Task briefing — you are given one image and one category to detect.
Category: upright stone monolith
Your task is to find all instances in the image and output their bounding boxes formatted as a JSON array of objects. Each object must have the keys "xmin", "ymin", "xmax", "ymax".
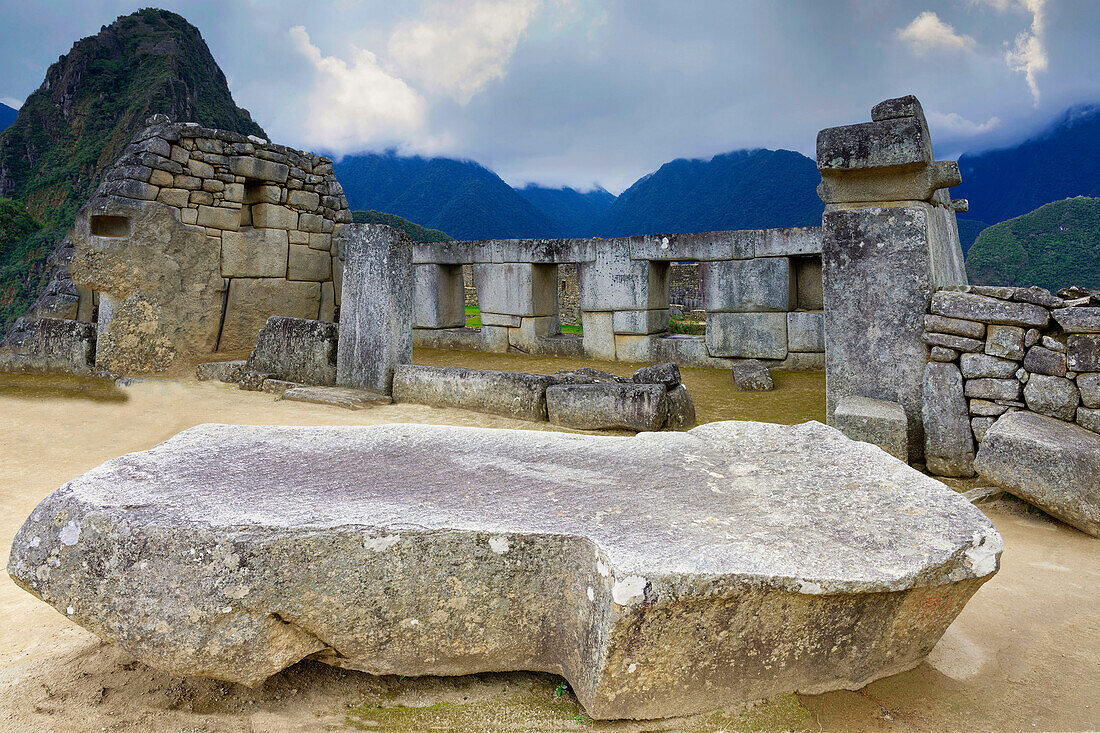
[
  {"xmin": 817, "ymin": 95, "xmax": 969, "ymax": 460},
  {"xmin": 336, "ymin": 224, "xmax": 412, "ymax": 394}
]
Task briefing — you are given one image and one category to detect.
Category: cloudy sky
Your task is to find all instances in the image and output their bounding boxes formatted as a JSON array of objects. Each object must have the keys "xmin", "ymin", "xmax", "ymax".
[{"xmin": 1, "ymin": 0, "xmax": 1098, "ymax": 192}]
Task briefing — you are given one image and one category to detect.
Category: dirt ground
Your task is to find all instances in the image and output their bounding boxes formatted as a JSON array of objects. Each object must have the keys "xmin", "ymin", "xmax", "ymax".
[{"xmin": 1, "ymin": 375, "xmax": 1098, "ymax": 732}]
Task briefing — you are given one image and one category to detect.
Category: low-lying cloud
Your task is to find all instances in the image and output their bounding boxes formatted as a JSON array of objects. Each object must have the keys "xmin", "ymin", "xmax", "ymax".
[
  {"xmin": 290, "ymin": 26, "xmax": 430, "ymax": 154},
  {"xmin": 897, "ymin": 11, "xmax": 976, "ymax": 54},
  {"xmin": 389, "ymin": 0, "xmax": 542, "ymax": 104}
]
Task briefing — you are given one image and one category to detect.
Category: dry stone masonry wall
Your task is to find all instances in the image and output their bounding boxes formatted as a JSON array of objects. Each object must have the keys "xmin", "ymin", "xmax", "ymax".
[
  {"xmin": 921, "ymin": 285, "xmax": 1100, "ymax": 476},
  {"xmin": 411, "ymin": 228, "xmax": 825, "ymax": 370},
  {"xmin": 68, "ymin": 115, "xmax": 351, "ymax": 374}
]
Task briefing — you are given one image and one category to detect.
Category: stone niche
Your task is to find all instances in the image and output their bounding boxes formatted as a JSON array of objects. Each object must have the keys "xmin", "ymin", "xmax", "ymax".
[{"xmin": 70, "ymin": 115, "xmax": 351, "ymax": 375}]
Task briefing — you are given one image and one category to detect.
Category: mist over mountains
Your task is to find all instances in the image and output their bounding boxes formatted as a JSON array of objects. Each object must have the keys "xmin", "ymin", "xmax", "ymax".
[{"xmin": 335, "ymin": 148, "xmax": 826, "ymax": 240}]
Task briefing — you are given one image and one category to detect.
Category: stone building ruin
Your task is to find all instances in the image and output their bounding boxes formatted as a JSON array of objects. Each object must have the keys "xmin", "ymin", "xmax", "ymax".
[{"xmin": 66, "ymin": 114, "xmax": 351, "ymax": 374}]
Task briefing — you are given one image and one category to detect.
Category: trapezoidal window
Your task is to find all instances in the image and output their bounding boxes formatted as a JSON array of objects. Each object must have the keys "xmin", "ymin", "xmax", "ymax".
[{"xmin": 90, "ymin": 215, "xmax": 129, "ymax": 238}]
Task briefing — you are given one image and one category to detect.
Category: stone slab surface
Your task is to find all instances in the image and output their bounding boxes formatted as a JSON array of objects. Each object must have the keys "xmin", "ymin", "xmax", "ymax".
[
  {"xmin": 281, "ymin": 385, "xmax": 391, "ymax": 409},
  {"xmin": 546, "ymin": 383, "xmax": 668, "ymax": 431},
  {"xmin": 975, "ymin": 411, "xmax": 1100, "ymax": 537},
  {"xmin": 833, "ymin": 396, "xmax": 909, "ymax": 462},
  {"xmin": 392, "ymin": 364, "xmax": 550, "ymax": 421},
  {"xmin": 9, "ymin": 421, "xmax": 1000, "ymax": 720}
]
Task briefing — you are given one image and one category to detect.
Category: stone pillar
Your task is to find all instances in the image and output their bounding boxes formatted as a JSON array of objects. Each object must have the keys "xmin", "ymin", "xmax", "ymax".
[
  {"xmin": 336, "ymin": 224, "xmax": 411, "ymax": 394},
  {"xmin": 817, "ymin": 95, "xmax": 969, "ymax": 460},
  {"xmin": 473, "ymin": 263, "xmax": 559, "ymax": 352},
  {"xmin": 578, "ymin": 239, "xmax": 669, "ymax": 361}
]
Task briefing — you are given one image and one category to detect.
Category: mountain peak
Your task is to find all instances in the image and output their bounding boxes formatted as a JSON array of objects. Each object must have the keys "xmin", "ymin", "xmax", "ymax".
[{"xmin": 0, "ymin": 7, "xmax": 267, "ymax": 330}]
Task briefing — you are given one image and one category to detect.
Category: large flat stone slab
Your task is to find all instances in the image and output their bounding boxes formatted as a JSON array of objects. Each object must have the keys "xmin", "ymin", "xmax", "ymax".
[
  {"xmin": 975, "ymin": 410, "xmax": 1100, "ymax": 537},
  {"xmin": 8, "ymin": 421, "xmax": 1000, "ymax": 720}
]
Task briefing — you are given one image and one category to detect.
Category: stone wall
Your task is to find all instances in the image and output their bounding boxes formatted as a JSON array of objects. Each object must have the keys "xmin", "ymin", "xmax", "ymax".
[
  {"xmin": 411, "ymin": 229, "xmax": 825, "ymax": 369},
  {"xmin": 69, "ymin": 115, "xmax": 351, "ymax": 374},
  {"xmin": 921, "ymin": 285, "xmax": 1100, "ymax": 476}
]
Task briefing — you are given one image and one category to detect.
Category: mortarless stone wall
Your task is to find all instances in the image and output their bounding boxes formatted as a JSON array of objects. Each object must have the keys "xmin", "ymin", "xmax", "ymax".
[
  {"xmin": 69, "ymin": 115, "xmax": 351, "ymax": 374},
  {"xmin": 921, "ymin": 284, "xmax": 1100, "ymax": 476}
]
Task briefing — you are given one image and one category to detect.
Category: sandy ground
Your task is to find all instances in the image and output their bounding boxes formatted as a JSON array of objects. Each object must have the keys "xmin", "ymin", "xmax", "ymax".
[{"xmin": 1, "ymin": 374, "xmax": 1098, "ymax": 732}]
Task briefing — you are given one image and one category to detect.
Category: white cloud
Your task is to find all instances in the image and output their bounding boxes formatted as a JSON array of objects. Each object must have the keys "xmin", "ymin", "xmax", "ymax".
[
  {"xmin": 0, "ymin": 96, "xmax": 21, "ymax": 109},
  {"xmin": 388, "ymin": 0, "xmax": 542, "ymax": 104},
  {"xmin": 971, "ymin": 0, "xmax": 1049, "ymax": 106},
  {"xmin": 290, "ymin": 26, "xmax": 431, "ymax": 154},
  {"xmin": 896, "ymin": 11, "xmax": 976, "ymax": 54},
  {"xmin": 926, "ymin": 110, "xmax": 1002, "ymax": 136}
]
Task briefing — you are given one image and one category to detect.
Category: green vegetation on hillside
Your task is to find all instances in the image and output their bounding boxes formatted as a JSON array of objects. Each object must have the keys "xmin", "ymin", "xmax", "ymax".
[
  {"xmin": 0, "ymin": 200, "xmax": 42, "ymax": 326},
  {"xmin": 0, "ymin": 8, "xmax": 265, "ymax": 331},
  {"xmin": 351, "ymin": 210, "xmax": 452, "ymax": 242},
  {"xmin": 966, "ymin": 197, "xmax": 1100, "ymax": 290}
]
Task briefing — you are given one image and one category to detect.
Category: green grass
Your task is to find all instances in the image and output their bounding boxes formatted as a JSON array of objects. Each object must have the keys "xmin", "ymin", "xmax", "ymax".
[
  {"xmin": 464, "ymin": 306, "xmax": 583, "ymax": 333},
  {"xmin": 669, "ymin": 313, "xmax": 706, "ymax": 335}
]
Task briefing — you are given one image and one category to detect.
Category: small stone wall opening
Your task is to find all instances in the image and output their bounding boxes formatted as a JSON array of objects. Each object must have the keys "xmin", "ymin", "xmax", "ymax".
[
  {"xmin": 239, "ymin": 180, "xmax": 265, "ymax": 228},
  {"xmin": 558, "ymin": 263, "xmax": 580, "ymax": 330},
  {"xmin": 89, "ymin": 215, "xmax": 129, "ymax": 238},
  {"xmin": 463, "ymin": 265, "xmax": 479, "ymax": 326},
  {"xmin": 669, "ymin": 262, "xmax": 706, "ymax": 335},
  {"xmin": 792, "ymin": 255, "xmax": 824, "ymax": 311}
]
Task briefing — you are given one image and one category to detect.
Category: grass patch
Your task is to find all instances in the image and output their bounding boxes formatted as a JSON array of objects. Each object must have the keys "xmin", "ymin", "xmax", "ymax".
[
  {"xmin": 669, "ymin": 314, "xmax": 706, "ymax": 335},
  {"xmin": 464, "ymin": 306, "xmax": 583, "ymax": 334}
]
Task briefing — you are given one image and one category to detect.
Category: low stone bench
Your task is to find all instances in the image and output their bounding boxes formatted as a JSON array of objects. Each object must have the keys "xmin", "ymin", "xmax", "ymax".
[{"xmin": 9, "ymin": 420, "xmax": 1000, "ymax": 720}]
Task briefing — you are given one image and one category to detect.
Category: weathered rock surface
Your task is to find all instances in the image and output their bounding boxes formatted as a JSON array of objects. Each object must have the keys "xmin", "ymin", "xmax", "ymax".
[
  {"xmin": 195, "ymin": 360, "xmax": 246, "ymax": 383},
  {"xmin": 8, "ymin": 421, "xmax": 1001, "ymax": 720},
  {"xmin": 631, "ymin": 362, "xmax": 681, "ymax": 389},
  {"xmin": 281, "ymin": 385, "xmax": 391, "ymax": 409},
  {"xmin": 975, "ymin": 411, "xmax": 1100, "ymax": 536},
  {"xmin": 0, "ymin": 317, "xmax": 96, "ymax": 374},
  {"xmin": 922, "ymin": 362, "xmax": 975, "ymax": 477},
  {"xmin": 546, "ymin": 383, "xmax": 668, "ymax": 432},
  {"xmin": 664, "ymin": 384, "xmax": 696, "ymax": 430},
  {"xmin": 393, "ymin": 365, "xmax": 551, "ymax": 421},
  {"xmin": 551, "ymin": 368, "xmax": 630, "ymax": 386},
  {"xmin": 833, "ymin": 396, "xmax": 909, "ymax": 462},
  {"xmin": 247, "ymin": 316, "xmax": 338, "ymax": 386},
  {"xmin": 1023, "ymin": 374, "xmax": 1079, "ymax": 421},
  {"xmin": 336, "ymin": 225, "xmax": 411, "ymax": 395},
  {"xmin": 931, "ymin": 291, "xmax": 1049, "ymax": 328},
  {"xmin": 730, "ymin": 359, "xmax": 774, "ymax": 391}
]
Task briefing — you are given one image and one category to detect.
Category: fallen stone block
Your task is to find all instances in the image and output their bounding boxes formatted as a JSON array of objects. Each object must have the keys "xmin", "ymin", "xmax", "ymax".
[
  {"xmin": 261, "ymin": 379, "xmax": 301, "ymax": 396},
  {"xmin": 833, "ymin": 396, "xmax": 908, "ymax": 462},
  {"xmin": 0, "ymin": 317, "xmax": 96, "ymax": 374},
  {"xmin": 730, "ymin": 359, "xmax": 774, "ymax": 391},
  {"xmin": 631, "ymin": 362, "xmax": 681, "ymax": 389},
  {"xmin": 551, "ymin": 368, "xmax": 629, "ymax": 385},
  {"xmin": 238, "ymin": 371, "xmax": 274, "ymax": 391},
  {"xmin": 247, "ymin": 316, "xmax": 338, "ymax": 387},
  {"xmin": 546, "ymin": 383, "xmax": 668, "ymax": 432},
  {"xmin": 975, "ymin": 411, "xmax": 1100, "ymax": 536},
  {"xmin": 664, "ymin": 384, "xmax": 696, "ymax": 430},
  {"xmin": 281, "ymin": 385, "xmax": 391, "ymax": 409},
  {"xmin": 8, "ymin": 420, "xmax": 1002, "ymax": 720},
  {"xmin": 392, "ymin": 365, "xmax": 551, "ymax": 422},
  {"xmin": 195, "ymin": 360, "xmax": 246, "ymax": 383}
]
